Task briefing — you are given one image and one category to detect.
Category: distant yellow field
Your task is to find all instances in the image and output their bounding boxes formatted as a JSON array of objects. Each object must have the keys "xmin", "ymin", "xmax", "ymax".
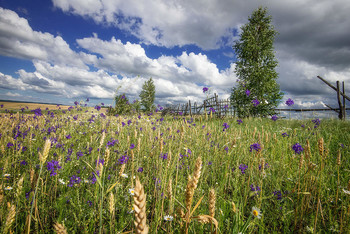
[{"xmin": 0, "ymin": 101, "xmax": 71, "ymax": 110}]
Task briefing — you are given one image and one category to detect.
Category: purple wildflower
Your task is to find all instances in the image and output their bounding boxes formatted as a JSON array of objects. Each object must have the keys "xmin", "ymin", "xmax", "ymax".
[
  {"xmin": 271, "ymin": 115, "xmax": 278, "ymax": 121},
  {"xmin": 249, "ymin": 143, "xmax": 261, "ymax": 152},
  {"xmin": 237, "ymin": 119, "xmax": 243, "ymax": 125},
  {"xmin": 252, "ymin": 99, "xmax": 260, "ymax": 107},
  {"xmin": 203, "ymin": 87, "xmax": 208, "ymax": 93},
  {"xmin": 286, "ymin": 98, "xmax": 294, "ymax": 106},
  {"xmin": 222, "ymin": 122, "xmax": 230, "ymax": 131},
  {"xmin": 137, "ymin": 167, "xmax": 143, "ymax": 172},
  {"xmin": 245, "ymin": 89, "xmax": 251, "ymax": 96},
  {"xmin": 46, "ymin": 160, "xmax": 61, "ymax": 176},
  {"xmin": 68, "ymin": 175, "xmax": 81, "ymax": 187},
  {"xmin": 292, "ymin": 143, "xmax": 303, "ymax": 154},
  {"xmin": 239, "ymin": 164, "xmax": 248, "ymax": 174}
]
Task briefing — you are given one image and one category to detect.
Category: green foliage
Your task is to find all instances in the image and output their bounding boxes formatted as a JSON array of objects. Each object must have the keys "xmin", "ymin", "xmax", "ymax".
[
  {"xmin": 0, "ymin": 104, "xmax": 349, "ymax": 233},
  {"xmin": 108, "ymin": 94, "xmax": 140, "ymax": 115},
  {"xmin": 231, "ymin": 6, "xmax": 283, "ymax": 117},
  {"xmin": 139, "ymin": 77, "xmax": 155, "ymax": 112},
  {"xmin": 114, "ymin": 94, "xmax": 132, "ymax": 115}
]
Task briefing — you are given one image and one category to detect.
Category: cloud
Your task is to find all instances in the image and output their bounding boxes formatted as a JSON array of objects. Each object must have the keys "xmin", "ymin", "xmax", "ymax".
[
  {"xmin": 0, "ymin": 7, "xmax": 88, "ymax": 68},
  {"xmin": 4, "ymin": 91, "xmax": 21, "ymax": 97},
  {"xmin": 0, "ymin": 9, "xmax": 237, "ymax": 105}
]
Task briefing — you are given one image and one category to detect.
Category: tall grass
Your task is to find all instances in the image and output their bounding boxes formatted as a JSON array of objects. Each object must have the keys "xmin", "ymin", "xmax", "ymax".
[{"xmin": 0, "ymin": 105, "xmax": 349, "ymax": 233}]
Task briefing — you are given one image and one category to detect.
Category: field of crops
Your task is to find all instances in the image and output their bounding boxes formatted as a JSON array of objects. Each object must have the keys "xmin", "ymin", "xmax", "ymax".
[{"xmin": 0, "ymin": 103, "xmax": 349, "ymax": 233}]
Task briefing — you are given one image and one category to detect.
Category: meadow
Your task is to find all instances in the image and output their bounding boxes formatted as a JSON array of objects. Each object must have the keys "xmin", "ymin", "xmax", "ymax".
[{"xmin": 0, "ymin": 103, "xmax": 349, "ymax": 233}]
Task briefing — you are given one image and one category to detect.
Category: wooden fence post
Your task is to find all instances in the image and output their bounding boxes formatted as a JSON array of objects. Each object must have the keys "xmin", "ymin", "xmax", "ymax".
[
  {"xmin": 189, "ymin": 100, "xmax": 192, "ymax": 117},
  {"xmin": 343, "ymin": 81, "xmax": 346, "ymax": 119},
  {"xmin": 337, "ymin": 81, "xmax": 344, "ymax": 120}
]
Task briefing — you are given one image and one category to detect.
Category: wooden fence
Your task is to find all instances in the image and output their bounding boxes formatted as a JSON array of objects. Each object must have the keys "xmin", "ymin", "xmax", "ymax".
[
  {"xmin": 162, "ymin": 93, "xmax": 349, "ymax": 119},
  {"xmin": 162, "ymin": 93, "xmax": 234, "ymax": 117}
]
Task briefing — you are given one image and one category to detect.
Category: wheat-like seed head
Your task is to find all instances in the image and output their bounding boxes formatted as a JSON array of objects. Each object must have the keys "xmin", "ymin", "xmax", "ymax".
[
  {"xmin": 177, "ymin": 207, "xmax": 185, "ymax": 219},
  {"xmin": 53, "ymin": 222, "xmax": 67, "ymax": 234},
  {"xmin": 318, "ymin": 138, "xmax": 324, "ymax": 157},
  {"xmin": 30, "ymin": 168, "xmax": 35, "ymax": 186},
  {"xmin": 209, "ymin": 188, "xmax": 216, "ymax": 218},
  {"xmin": 261, "ymin": 158, "xmax": 265, "ymax": 174},
  {"xmin": 195, "ymin": 215, "xmax": 210, "ymax": 224},
  {"xmin": 109, "ymin": 192, "xmax": 115, "ymax": 216},
  {"xmin": 104, "ymin": 148, "xmax": 110, "ymax": 168},
  {"xmin": 192, "ymin": 157, "xmax": 202, "ymax": 190},
  {"xmin": 299, "ymin": 154, "xmax": 304, "ymax": 169},
  {"xmin": 185, "ymin": 175, "xmax": 195, "ymax": 212},
  {"xmin": 167, "ymin": 178, "xmax": 173, "ymax": 202},
  {"xmin": 137, "ymin": 137, "xmax": 141, "ymax": 153},
  {"xmin": 337, "ymin": 150, "xmax": 341, "ymax": 165},
  {"xmin": 134, "ymin": 129, "xmax": 137, "ymax": 138},
  {"xmin": 4, "ymin": 203, "xmax": 16, "ymax": 234},
  {"xmin": 167, "ymin": 150, "xmax": 172, "ymax": 168},
  {"xmin": 133, "ymin": 177, "xmax": 149, "ymax": 234},
  {"xmin": 1, "ymin": 144, "xmax": 5, "ymax": 154},
  {"xmin": 305, "ymin": 140, "xmax": 310, "ymax": 160},
  {"xmin": 273, "ymin": 133, "xmax": 277, "ymax": 142},
  {"xmin": 119, "ymin": 163, "xmax": 126, "ymax": 177},
  {"xmin": 160, "ymin": 137, "xmax": 163, "ymax": 153},
  {"xmin": 40, "ymin": 139, "xmax": 51, "ymax": 164},
  {"xmin": 16, "ymin": 176, "xmax": 24, "ymax": 198},
  {"xmin": 231, "ymin": 202, "xmax": 237, "ymax": 213},
  {"xmin": 99, "ymin": 131, "xmax": 106, "ymax": 148}
]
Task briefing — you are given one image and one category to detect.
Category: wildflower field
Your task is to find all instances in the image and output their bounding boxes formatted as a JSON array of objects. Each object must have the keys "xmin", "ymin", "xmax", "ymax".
[{"xmin": 0, "ymin": 103, "xmax": 349, "ymax": 233}]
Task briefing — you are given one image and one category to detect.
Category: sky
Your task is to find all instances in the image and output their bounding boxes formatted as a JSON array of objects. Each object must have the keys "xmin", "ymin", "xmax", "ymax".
[{"xmin": 0, "ymin": 0, "xmax": 350, "ymax": 111}]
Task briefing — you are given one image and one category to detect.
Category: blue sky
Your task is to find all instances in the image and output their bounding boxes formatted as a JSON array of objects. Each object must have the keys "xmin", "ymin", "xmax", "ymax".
[{"xmin": 1, "ymin": 0, "xmax": 350, "ymax": 111}]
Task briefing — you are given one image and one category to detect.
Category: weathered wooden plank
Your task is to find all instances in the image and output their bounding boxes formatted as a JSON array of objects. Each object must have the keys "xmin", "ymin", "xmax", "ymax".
[
  {"xmin": 317, "ymin": 76, "xmax": 350, "ymax": 101},
  {"xmin": 336, "ymin": 81, "xmax": 344, "ymax": 119}
]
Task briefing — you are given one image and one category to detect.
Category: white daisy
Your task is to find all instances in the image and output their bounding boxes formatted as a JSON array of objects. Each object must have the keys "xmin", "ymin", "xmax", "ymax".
[
  {"xmin": 58, "ymin": 179, "xmax": 66, "ymax": 185},
  {"xmin": 164, "ymin": 215, "xmax": 173, "ymax": 221},
  {"xmin": 251, "ymin": 206, "xmax": 262, "ymax": 219},
  {"xmin": 4, "ymin": 186, "xmax": 13, "ymax": 190},
  {"xmin": 3, "ymin": 173, "xmax": 10, "ymax": 177},
  {"xmin": 129, "ymin": 188, "xmax": 135, "ymax": 196},
  {"xmin": 121, "ymin": 173, "xmax": 128, "ymax": 178},
  {"xmin": 127, "ymin": 207, "xmax": 135, "ymax": 214}
]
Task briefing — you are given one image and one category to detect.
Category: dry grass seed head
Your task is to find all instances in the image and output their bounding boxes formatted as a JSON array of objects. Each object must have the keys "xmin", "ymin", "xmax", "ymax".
[
  {"xmin": 16, "ymin": 176, "xmax": 24, "ymax": 198},
  {"xmin": 133, "ymin": 177, "xmax": 148, "ymax": 234},
  {"xmin": 318, "ymin": 138, "xmax": 324, "ymax": 157},
  {"xmin": 40, "ymin": 139, "xmax": 51, "ymax": 164},
  {"xmin": 299, "ymin": 154, "xmax": 304, "ymax": 169},
  {"xmin": 337, "ymin": 150, "xmax": 341, "ymax": 165},
  {"xmin": 209, "ymin": 188, "xmax": 216, "ymax": 217},
  {"xmin": 104, "ymin": 148, "xmax": 110, "ymax": 168},
  {"xmin": 53, "ymin": 222, "xmax": 68, "ymax": 234},
  {"xmin": 119, "ymin": 163, "xmax": 126, "ymax": 177},
  {"xmin": 109, "ymin": 192, "xmax": 115, "ymax": 216},
  {"xmin": 231, "ymin": 202, "xmax": 237, "ymax": 213},
  {"xmin": 4, "ymin": 203, "xmax": 16, "ymax": 233}
]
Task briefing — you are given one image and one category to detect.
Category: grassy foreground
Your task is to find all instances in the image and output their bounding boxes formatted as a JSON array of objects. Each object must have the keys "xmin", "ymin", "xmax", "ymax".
[{"xmin": 0, "ymin": 105, "xmax": 349, "ymax": 233}]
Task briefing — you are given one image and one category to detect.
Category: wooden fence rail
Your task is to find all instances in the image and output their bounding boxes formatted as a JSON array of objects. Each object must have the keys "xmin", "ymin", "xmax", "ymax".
[{"xmin": 162, "ymin": 92, "xmax": 350, "ymax": 119}]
